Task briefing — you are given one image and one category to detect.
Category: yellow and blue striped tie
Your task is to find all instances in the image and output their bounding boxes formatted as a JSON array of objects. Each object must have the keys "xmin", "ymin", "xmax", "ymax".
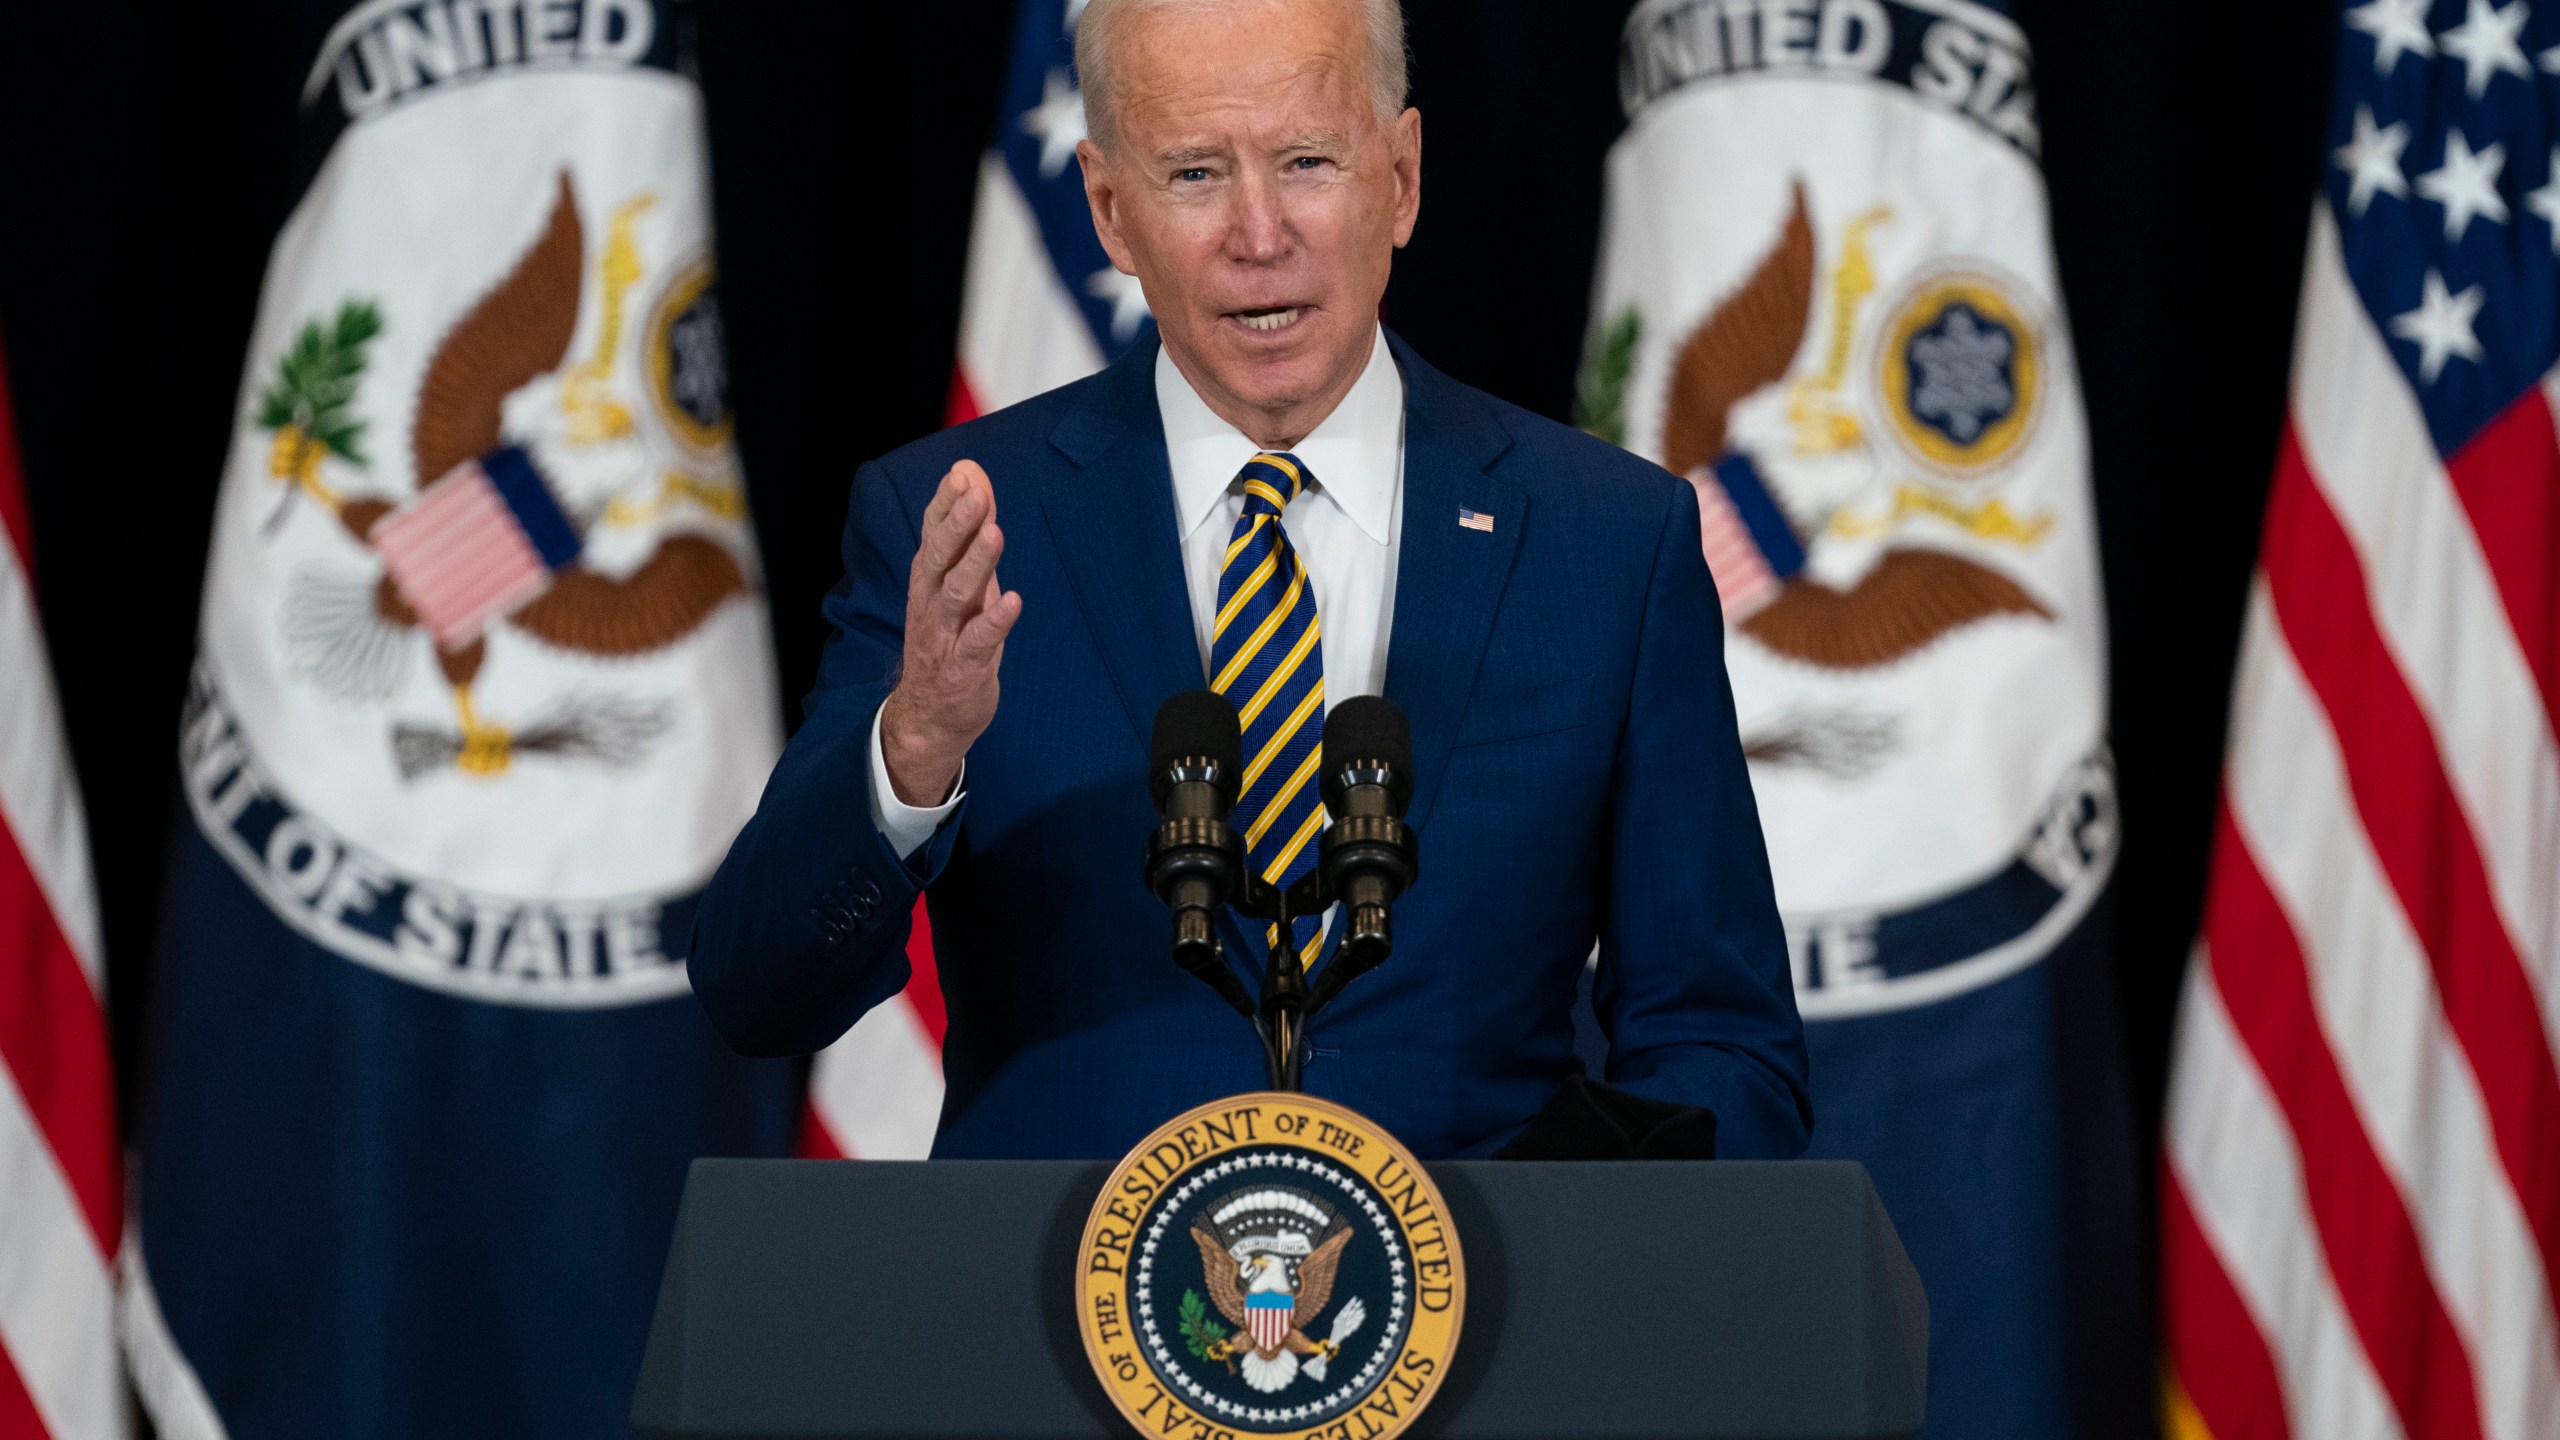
[{"xmin": 1211, "ymin": 452, "xmax": 1327, "ymax": 962}]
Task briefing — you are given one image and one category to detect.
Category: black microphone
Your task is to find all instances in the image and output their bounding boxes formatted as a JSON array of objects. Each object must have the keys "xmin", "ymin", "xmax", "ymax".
[
  {"xmin": 1144, "ymin": 691, "xmax": 1254, "ymax": 1018},
  {"xmin": 1309, "ymin": 696, "xmax": 1417, "ymax": 1011}
]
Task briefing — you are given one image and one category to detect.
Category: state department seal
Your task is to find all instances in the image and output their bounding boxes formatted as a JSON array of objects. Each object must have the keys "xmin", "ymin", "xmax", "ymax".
[{"xmin": 1077, "ymin": 1094, "xmax": 1464, "ymax": 1440}]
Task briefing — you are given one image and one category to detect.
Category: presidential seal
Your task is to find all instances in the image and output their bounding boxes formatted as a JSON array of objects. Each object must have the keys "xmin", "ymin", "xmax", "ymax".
[{"xmin": 1077, "ymin": 1094, "xmax": 1463, "ymax": 1440}]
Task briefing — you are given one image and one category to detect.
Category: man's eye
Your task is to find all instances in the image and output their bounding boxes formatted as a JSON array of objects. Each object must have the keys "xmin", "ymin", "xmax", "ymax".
[
  {"xmin": 1293, "ymin": 156, "xmax": 1326, "ymax": 170},
  {"xmin": 1176, "ymin": 168, "xmax": 1211, "ymax": 183}
]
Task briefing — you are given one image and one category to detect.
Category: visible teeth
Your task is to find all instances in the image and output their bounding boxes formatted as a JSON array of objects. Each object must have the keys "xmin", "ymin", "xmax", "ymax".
[{"xmin": 1240, "ymin": 309, "xmax": 1300, "ymax": 332}]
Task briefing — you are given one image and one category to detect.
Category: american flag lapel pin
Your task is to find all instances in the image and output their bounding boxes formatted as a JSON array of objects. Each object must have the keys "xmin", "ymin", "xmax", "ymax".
[{"xmin": 1457, "ymin": 507, "xmax": 1494, "ymax": 532}]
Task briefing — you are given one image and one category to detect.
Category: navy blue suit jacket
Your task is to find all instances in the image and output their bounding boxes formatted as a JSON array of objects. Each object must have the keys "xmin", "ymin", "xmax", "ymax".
[{"xmin": 691, "ymin": 334, "xmax": 1809, "ymax": 1160}]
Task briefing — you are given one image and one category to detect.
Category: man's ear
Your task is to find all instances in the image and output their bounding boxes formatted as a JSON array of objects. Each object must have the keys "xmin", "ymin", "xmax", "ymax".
[
  {"xmin": 1078, "ymin": 138, "xmax": 1141, "ymax": 275},
  {"xmin": 1390, "ymin": 108, "xmax": 1422, "ymax": 249}
]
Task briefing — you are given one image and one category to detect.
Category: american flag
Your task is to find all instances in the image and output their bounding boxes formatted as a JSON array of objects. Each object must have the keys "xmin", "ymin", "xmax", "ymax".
[
  {"xmin": 371, "ymin": 446, "xmax": 579, "ymax": 649},
  {"xmin": 800, "ymin": 0, "xmax": 1152, "ymax": 1160},
  {"xmin": 0, "ymin": 339, "xmax": 125, "ymax": 1439},
  {"xmin": 2163, "ymin": 4, "xmax": 2560, "ymax": 1439}
]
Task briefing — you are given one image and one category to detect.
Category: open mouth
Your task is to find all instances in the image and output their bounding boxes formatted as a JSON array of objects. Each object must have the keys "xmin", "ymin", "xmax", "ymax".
[{"xmin": 1232, "ymin": 306, "xmax": 1305, "ymax": 333}]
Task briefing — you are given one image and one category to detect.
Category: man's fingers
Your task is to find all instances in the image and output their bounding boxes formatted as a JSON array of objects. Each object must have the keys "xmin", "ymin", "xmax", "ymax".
[
  {"xmin": 922, "ymin": 461, "xmax": 989, "ymax": 523},
  {"xmin": 953, "ymin": 460, "xmax": 994, "ymax": 521},
  {"xmin": 919, "ymin": 466, "xmax": 963, "ymax": 531},
  {"xmin": 938, "ymin": 520, "xmax": 1005, "ymax": 616},
  {"xmin": 916, "ymin": 467, "xmax": 970, "ymax": 554},
  {"xmin": 914, "ymin": 465, "xmax": 990, "ymax": 592},
  {"xmin": 917, "ymin": 491, "xmax": 985, "ymax": 586},
  {"xmin": 955, "ymin": 590, "xmax": 1023, "ymax": 663}
]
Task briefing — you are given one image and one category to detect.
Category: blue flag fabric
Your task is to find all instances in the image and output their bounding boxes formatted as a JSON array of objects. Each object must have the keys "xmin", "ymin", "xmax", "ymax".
[
  {"xmin": 126, "ymin": 5, "xmax": 800, "ymax": 1436},
  {"xmin": 1584, "ymin": 1, "xmax": 2143, "ymax": 1434}
]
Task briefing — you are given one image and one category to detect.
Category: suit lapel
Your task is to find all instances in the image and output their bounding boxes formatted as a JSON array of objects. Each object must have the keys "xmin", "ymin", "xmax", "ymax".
[
  {"xmin": 1041, "ymin": 349, "xmax": 1279, "ymax": 981},
  {"xmin": 1381, "ymin": 335, "xmax": 1523, "ymax": 834},
  {"xmin": 1038, "ymin": 341, "xmax": 1206, "ymax": 750}
]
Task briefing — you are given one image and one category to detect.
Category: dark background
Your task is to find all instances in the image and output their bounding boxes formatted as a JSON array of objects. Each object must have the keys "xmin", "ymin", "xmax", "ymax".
[{"xmin": 1, "ymin": 0, "xmax": 2334, "ymax": 1263}]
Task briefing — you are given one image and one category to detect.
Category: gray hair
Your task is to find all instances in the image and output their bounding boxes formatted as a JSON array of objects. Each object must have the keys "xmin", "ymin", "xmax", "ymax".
[{"xmin": 1075, "ymin": 0, "xmax": 1409, "ymax": 155}]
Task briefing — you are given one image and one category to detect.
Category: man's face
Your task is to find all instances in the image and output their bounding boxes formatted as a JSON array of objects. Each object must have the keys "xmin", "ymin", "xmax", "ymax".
[{"xmin": 1079, "ymin": 0, "xmax": 1421, "ymax": 438}]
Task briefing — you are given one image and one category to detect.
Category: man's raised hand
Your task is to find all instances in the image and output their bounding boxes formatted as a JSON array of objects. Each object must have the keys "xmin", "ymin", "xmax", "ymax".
[{"xmin": 880, "ymin": 460, "xmax": 1023, "ymax": 807}]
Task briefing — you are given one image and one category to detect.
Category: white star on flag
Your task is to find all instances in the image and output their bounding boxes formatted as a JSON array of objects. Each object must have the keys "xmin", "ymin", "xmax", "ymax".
[
  {"xmin": 2416, "ymin": 129, "xmax": 2510, "ymax": 240},
  {"xmin": 2347, "ymin": 0, "xmax": 2436, "ymax": 71},
  {"xmin": 1088, "ymin": 266, "xmax": 1152, "ymax": 340},
  {"xmin": 2388, "ymin": 268, "xmax": 2487, "ymax": 382},
  {"xmin": 1021, "ymin": 68, "xmax": 1087, "ymax": 179},
  {"xmin": 2437, "ymin": 0, "xmax": 2532, "ymax": 95},
  {"xmin": 2528, "ymin": 148, "xmax": 2560, "ymax": 251},
  {"xmin": 2335, "ymin": 105, "xmax": 2411, "ymax": 215}
]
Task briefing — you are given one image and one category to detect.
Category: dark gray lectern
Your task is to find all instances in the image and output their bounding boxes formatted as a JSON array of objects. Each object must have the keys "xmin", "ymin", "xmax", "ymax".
[{"xmin": 633, "ymin": 1159, "xmax": 1926, "ymax": 1440}]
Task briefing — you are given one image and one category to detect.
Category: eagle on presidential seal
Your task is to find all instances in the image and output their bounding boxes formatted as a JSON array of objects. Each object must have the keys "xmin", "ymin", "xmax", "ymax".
[
  {"xmin": 1585, "ymin": 177, "xmax": 2064, "ymax": 776},
  {"xmin": 1182, "ymin": 1187, "xmax": 1371, "ymax": 1394},
  {"xmin": 255, "ymin": 169, "xmax": 750, "ymax": 781}
]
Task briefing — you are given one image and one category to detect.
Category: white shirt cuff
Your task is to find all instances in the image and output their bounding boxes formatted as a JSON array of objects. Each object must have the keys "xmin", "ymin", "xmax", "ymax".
[{"xmin": 869, "ymin": 706, "xmax": 964, "ymax": 861}]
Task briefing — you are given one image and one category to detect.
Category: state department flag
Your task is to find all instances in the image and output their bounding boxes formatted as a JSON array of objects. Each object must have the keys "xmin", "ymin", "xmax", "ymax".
[
  {"xmin": 124, "ymin": 4, "xmax": 800, "ymax": 1436},
  {"xmin": 1583, "ymin": 2, "xmax": 2140, "ymax": 1435}
]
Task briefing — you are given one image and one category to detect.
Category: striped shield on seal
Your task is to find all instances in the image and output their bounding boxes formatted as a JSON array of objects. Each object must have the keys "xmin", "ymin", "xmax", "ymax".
[{"xmin": 1245, "ymin": 1293, "xmax": 1294, "ymax": 1354}]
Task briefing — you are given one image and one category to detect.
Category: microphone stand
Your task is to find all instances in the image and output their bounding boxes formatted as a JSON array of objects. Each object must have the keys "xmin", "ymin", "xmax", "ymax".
[
  {"xmin": 1149, "ymin": 695, "xmax": 1416, "ymax": 1095},
  {"xmin": 1232, "ymin": 871, "xmax": 1330, "ymax": 1092}
]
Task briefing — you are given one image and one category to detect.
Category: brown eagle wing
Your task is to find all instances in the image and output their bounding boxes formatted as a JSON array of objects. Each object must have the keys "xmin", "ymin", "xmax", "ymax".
[
  {"xmin": 411, "ymin": 171, "xmax": 584, "ymax": 489},
  {"xmin": 1193, "ymin": 1226, "xmax": 1249, "ymax": 1328},
  {"xmin": 1288, "ymin": 1226, "xmax": 1354, "ymax": 1326},
  {"xmin": 508, "ymin": 536, "xmax": 748, "ymax": 657},
  {"xmin": 1741, "ymin": 547, "xmax": 2052, "ymax": 670},
  {"xmin": 1660, "ymin": 179, "xmax": 1816, "ymax": 480}
]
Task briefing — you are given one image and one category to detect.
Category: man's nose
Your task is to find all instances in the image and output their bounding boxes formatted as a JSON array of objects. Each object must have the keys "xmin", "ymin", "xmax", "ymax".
[{"xmin": 1223, "ymin": 169, "xmax": 1292, "ymax": 264}]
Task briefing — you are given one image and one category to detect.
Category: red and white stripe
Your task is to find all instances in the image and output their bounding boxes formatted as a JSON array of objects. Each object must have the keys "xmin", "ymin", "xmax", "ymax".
[
  {"xmin": 799, "ymin": 911, "xmax": 946, "ymax": 1160},
  {"xmin": 2162, "ymin": 206, "xmax": 2560, "ymax": 1440},
  {"xmin": 803, "ymin": 151, "xmax": 1104, "ymax": 1159},
  {"xmin": 371, "ymin": 463, "xmax": 553, "ymax": 649},
  {"xmin": 1248, "ymin": 1304, "xmax": 1291, "ymax": 1355},
  {"xmin": 943, "ymin": 151, "xmax": 1106, "ymax": 428},
  {"xmin": 1686, "ymin": 470, "xmax": 1781, "ymax": 619},
  {"xmin": 0, "ymin": 346, "xmax": 128, "ymax": 1440}
]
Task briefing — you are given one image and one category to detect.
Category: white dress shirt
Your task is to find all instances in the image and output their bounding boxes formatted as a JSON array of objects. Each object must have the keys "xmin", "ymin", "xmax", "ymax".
[{"xmin": 871, "ymin": 327, "xmax": 1407, "ymax": 857}]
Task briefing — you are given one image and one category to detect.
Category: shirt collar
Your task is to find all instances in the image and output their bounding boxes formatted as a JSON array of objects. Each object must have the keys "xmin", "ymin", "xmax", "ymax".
[{"xmin": 1157, "ymin": 327, "xmax": 1403, "ymax": 546}]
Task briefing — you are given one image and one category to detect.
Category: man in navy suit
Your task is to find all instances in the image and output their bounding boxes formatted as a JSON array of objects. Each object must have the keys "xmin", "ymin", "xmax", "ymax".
[{"xmin": 691, "ymin": 0, "xmax": 1808, "ymax": 1160}]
